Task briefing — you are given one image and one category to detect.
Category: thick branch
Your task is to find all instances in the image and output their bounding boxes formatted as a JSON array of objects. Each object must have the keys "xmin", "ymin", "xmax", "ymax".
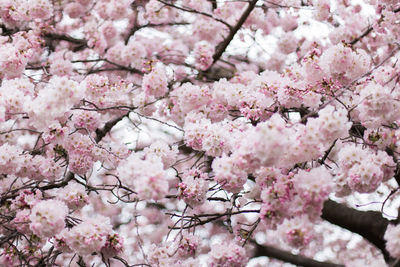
[
  {"xmin": 253, "ymin": 242, "xmax": 344, "ymax": 267},
  {"xmin": 321, "ymin": 199, "xmax": 391, "ymax": 261},
  {"xmin": 95, "ymin": 114, "xmax": 127, "ymax": 143},
  {"xmin": 209, "ymin": 0, "xmax": 258, "ymax": 69},
  {"xmin": 0, "ymin": 24, "xmax": 19, "ymax": 36},
  {"xmin": 44, "ymin": 33, "xmax": 87, "ymax": 46},
  {"xmin": 43, "ymin": 33, "xmax": 88, "ymax": 51},
  {"xmin": 255, "ymin": 199, "xmax": 394, "ymax": 266}
]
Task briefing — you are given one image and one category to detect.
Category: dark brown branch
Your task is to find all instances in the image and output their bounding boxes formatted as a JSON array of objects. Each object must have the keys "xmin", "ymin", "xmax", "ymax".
[
  {"xmin": 253, "ymin": 242, "xmax": 344, "ymax": 267},
  {"xmin": 95, "ymin": 114, "xmax": 127, "ymax": 143},
  {"xmin": 208, "ymin": 0, "xmax": 217, "ymax": 10},
  {"xmin": 394, "ymin": 169, "xmax": 400, "ymax": 189},
  {"xmin": 39, "ymin": 171, "xmax": 74, "ymax": 191},
  {"xmin": 321, "ymin": 199, "xmax": 391, "ymax": 261},
  {"xmin": 0, "ymin": 24, "xmax": 19, "ymax": 36},
  {"xmin": 349, "ymin": 26, "xmax": 373, "ymax": 45},
  {"xmin": 44, "ymin": 33, "xmax": 87, "ymax": 46},
  {"xmin": 208, "ymin": 0, "xmax": 258, "ymax": 69}
]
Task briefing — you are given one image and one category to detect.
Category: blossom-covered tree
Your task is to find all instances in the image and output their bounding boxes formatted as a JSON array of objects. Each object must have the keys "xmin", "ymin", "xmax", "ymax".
[{"xmin": 1, "ymin": 0, "xmax": 400, "ymax": 266}]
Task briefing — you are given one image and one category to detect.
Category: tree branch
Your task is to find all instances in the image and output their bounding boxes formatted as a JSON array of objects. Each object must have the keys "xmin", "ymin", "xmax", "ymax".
[
  {"xmin": 321, "ymin": 199, "xmax": 391, "ymax": 261},
  {"xmin": 349, "ymin": 7, "xmax": 400, "ymax": 45},
  {"xmin": 349, "ymin": 26, "xmax": 373, "ymax": 45},
  {"xmin": 124, "ymin": 22, "xmax": 190, "ymax": 44},
  {"xmin": 156, "ymin": 0, "xmax": 232, "ymax": 30},
  {"xmin": 95, "ymin": 114, "xmax": 127, "ymax": 143},
  {"xmin": 43, "ymin": 33, "xmax": 88, "ymax": 51},
  {"xmin": 253, "ymin": 242, "xmax": 344, "ymax": 267},
  {"xmin": 44, "ymin": 33, "xmax": 87, "ymax": 46},
  {"xmin": 208, "ymin": 0, "xmax": 258, "ymax": 69},
  {"xmin": 0, "ymin": 24, "xmax": 19, "ymax": 36}
]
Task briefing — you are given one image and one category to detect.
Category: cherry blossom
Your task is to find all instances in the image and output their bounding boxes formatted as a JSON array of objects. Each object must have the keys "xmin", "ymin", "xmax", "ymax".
[{"xmin": 1, "ymin": 1, "xmax": 400, "ymax": 266}]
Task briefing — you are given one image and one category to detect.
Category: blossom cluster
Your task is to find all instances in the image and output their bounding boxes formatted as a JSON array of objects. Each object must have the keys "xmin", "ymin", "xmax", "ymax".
[
  {"xmin": 56, "ymin": 216, "xmax": 123, "ymax": 257},
  {"xmin": 1, "ymin": 0, "xmax": 400, "ymax": 266},
  {"xmin": 194, "ymin": 41, "xmax": 215, "ymax": 71},
  {"xmin": 184, "ymin": 117, "xmax": 233, "ymax": 157},
  {"xmin": 29, "ymin": 199, "xmax": 68, "ymax": 238},
  {"xmin": 278, "ymin": 216, "xmax": 314, "ymax": 248},
  {"xmin": 384, "ymin": 224, "xmax": 400, "ymax": 258},
  {"xmin": 259, "ymin": 166, "xmax": 333, "ymax": 228},
  {"xmin": 117, "ymin": 152, "xmax": 172, "ymax": 200},
  {"xmin": 177, "ymin": 168, "xmax": 209, "ymax": 206},
  {"xmin": 208, "ymin": 240, "xmax": 248, "ymax": 267},
  {"xmin": 336, "ymin": 143, "xmax": 395, "ymax": 194},
  {"xmin": 355, "ymin": 81, "xmax": 400, "ymax": 128}
]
